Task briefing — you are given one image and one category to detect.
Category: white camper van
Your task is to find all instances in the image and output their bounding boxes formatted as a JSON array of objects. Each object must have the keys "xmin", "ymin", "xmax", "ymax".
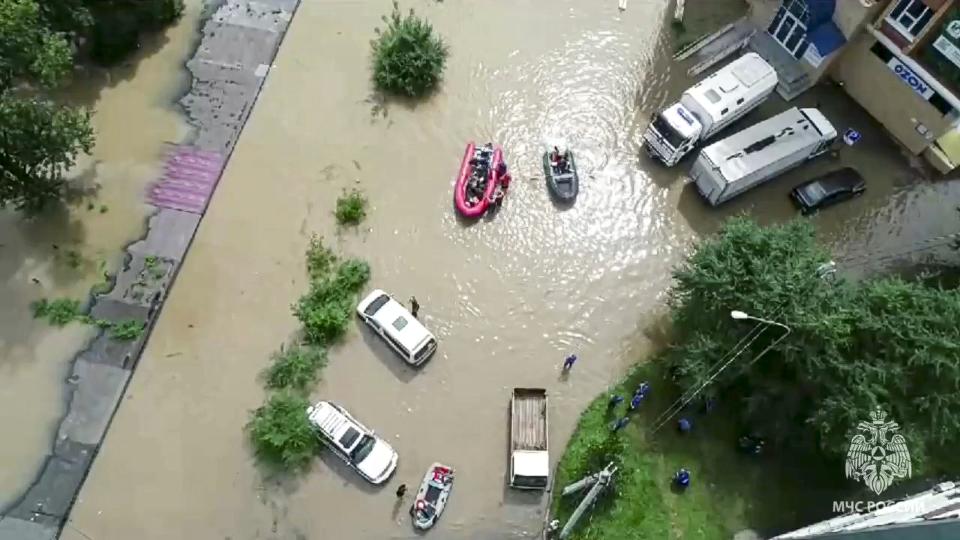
[
  {"xmin": 643, "ymin": 52, "xmax": 778, "ymax": 167},
  {"xmin": 691, "ymin": 107, "xmax": 837, "ymax": 206}
]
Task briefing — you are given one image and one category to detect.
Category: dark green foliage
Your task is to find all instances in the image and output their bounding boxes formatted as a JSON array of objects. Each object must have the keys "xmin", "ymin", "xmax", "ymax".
[
  {"xmin": 109, "ymin": 319, "xmax": 145, "ymax": 341},
  {"xmin": 265, "ymin": 345, "xmax": 327, "ymax": 393},
  {"xmin": 305, "ymin": 235, "xmax": 337, "ymax": 281},
  {"xmin": 371, "ymin": 1, "xmax": 448, "ymax": 98},
  {"xmin": 294, "ymin": 236, "xmax": 370, "ymax": 346},
  {"xmin": 31, "ymin": 297, "xmax": 81, "ymax": 326},
  {"xmin": 0, "ymin": 0, "xmax": 94, "ymax": 211},
  {"xmin": 249, "ymin": 391, "xmax": 320, "ymax": 471},
  {"xmin": 666, "ymin": 217, "xmax": 960, "ymax": 470},
  {"xmin": 85, "ymin": 0, "xmax": 185, "ymax": 66},
  {"xmin": 335, "ymin": 189, "xmax": 368, "ymax": 226}
]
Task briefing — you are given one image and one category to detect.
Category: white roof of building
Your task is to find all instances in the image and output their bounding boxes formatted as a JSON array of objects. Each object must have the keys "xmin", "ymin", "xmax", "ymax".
[
  {"xmin": 685, "ymin": 52, "xmax": 776, "ymax": 121},
  {"xmin": 699, "ymin": 107, "xmax": 836, "ymax": 184},
  {"xmin": 775, "ymin": 482, "xmax": 960, "ymax": 538}
]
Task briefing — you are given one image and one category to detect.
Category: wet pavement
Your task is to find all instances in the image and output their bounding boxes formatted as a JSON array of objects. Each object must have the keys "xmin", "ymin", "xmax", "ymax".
[{"xmin": 2, "ymin": 0, "xmax": 953, "ymax": 539}]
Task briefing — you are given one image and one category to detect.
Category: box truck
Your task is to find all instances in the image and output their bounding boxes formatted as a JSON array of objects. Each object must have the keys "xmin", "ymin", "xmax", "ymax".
[
  {"xmin": 691, "ymin": 107, "xmax": 837, "ymax": 206},
  {"xmin": 643, "ymin": 52, "xmax": 777, "ymax": 167}
]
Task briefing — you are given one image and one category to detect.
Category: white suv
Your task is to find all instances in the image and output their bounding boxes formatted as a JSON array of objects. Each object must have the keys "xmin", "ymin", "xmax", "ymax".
[
  {"xmin": 356, "ymin": 289, "xmax": 437, "ymax": 366},
  {"xmin": 306, "ymin": 401, "xmax": 398, "ymax": 484}
]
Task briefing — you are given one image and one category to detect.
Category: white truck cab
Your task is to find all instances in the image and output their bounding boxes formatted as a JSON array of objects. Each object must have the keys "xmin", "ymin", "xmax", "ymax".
[{"xmin": 644, "ymin": 52, "xmax": 777, "ymax": 166}]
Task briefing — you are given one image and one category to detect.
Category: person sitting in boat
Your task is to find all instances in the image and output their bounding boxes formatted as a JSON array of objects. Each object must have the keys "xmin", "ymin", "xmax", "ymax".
[
  {"xmin": 551, "ymin": 146, "xmax": 568, "ymax": 173},
  {"xmin": 497, "ymin": 162, "xmax": 512, "ymax": 190},
  {"xmin": 467, "ymin": 177, "xmax": 484, "ymax": 205}
]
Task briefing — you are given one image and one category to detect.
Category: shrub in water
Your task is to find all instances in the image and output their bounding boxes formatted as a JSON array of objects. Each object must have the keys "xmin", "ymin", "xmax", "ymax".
[
  {"xmin": 294, "ymin": 253, "xmax": 371, "ymax": 346},
  {"xmin": 335, "ymin": 189, "xmax": 368, "ymax": 226},
  {"xmin": 306, "ymin": 235, "xmax": 337, "ymax": 281},
  {"xmin": 265, "ymin": 345, "xmax": 328, "ymax": 392},
  {"xmin": 371, "ymin": 2, "xmax": 449, "ymax": 98},
  {"xmin": 31, "ymin": 298, "xmax": 82, "ymax": 327},
  {"xmin": 249, "ymin": 392, "xmax": 319, "ymax": 471}
]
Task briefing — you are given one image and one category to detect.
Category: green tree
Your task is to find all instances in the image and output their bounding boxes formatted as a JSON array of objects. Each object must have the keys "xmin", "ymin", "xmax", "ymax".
[
  {"xmin": 0, "ymin": 0, "xmax": 93, "ymax": 211},
  {"xmin": 371, "ymin": 1, "xmax": 448, "ymax": 98},
  {"xmin": 666, "ymin": 217, "xmax": 960, "ymax": 471}
]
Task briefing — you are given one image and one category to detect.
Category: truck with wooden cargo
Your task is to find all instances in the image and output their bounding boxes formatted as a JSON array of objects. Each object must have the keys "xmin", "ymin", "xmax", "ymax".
[{"xmin": 509, "ymin": 388, "xmax": 549, "ymax": 490}]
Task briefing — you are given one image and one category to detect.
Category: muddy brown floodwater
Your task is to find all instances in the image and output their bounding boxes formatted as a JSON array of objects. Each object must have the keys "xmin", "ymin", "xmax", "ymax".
[
  {"xmin": 0, "ymin": 1, "xmax": 199, "ymax": 509},
  {"xmin": 62, "ymin": 1, "xmax": 959, "ymax": 539}
]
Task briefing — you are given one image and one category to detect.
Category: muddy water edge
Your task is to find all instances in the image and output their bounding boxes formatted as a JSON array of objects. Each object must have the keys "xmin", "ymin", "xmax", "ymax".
[
  {"xmin": 62, "ymin": 1, "xmax": 958, "ymax": 540},
  {"xmin": 0, "ymin": 2, "xmax": 201, "ymax": 509}
]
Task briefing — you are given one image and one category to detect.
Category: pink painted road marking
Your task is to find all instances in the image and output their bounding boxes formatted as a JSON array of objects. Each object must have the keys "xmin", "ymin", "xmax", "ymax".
[{"xmin": 147, "ymin": 145, "xmax": 225, "ymax": 214}]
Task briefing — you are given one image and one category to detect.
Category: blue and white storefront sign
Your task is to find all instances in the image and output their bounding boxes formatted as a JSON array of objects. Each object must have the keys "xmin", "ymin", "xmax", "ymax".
[
  {"xmin": 843, "ymin": 128, "xmax": 861, "ymax": 146},
  {"xmin": 886, "ymin": 57, "xmax": 935, "ymax": 100}
]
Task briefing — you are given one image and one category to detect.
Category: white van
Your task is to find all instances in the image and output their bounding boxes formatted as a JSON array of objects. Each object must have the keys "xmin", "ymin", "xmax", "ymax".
[
  {"xmin": 357, "ymin": 289, "xmax": 437, "ymax": 366},
  {"xmin": 306, "ymin": 400, "xmax": 398, "ymax": 484}
]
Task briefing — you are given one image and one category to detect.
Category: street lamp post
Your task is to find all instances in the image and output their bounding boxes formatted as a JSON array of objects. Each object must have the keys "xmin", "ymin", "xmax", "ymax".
[{"xmin": 729, "ymin": 309, "xmax": 792, "ymax": 372}]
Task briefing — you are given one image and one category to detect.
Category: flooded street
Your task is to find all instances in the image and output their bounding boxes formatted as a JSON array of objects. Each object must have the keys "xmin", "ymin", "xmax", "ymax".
[
  {"xmin": 0, "ymin": 2, "xmax": 200, "ymax": 508},
  {"xmin": 58, "ymin": 1, "xmax": 958, "ymax": 539}
]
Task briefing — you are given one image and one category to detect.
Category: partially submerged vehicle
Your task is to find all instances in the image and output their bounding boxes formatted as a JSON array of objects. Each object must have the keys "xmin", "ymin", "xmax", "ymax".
[
  {"xmin": 454, "ymin": 142, "xmax": 503, "ymax": 218},
  {"xmin": 543, "ymin": 148, "xmax": 579, "ymax": 202},
  {"xmin": 790, "ymin": 167, "xmax": 865, "ymax": 214},
  {"xmin": 306, "ymin": 400, "xmax": 398, "ymax": 484},
  {"xmin": 410, "ymin": 463, "xmax": 455, "ymax": 530},
  {"xmin": 509, "ymin": 388, "xmax": 549, "ymax": 490},
  {"xmin": 356, "ymin": 289, "xmax": 437, "ymax": 366}
]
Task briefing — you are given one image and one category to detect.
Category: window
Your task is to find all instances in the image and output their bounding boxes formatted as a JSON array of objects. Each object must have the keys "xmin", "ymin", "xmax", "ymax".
[
  {"xmin": 887, "ymin": 0, "xmax": 934, "ymax": 41},
  {"xmin": 768, "ymin": 0, "xmax": 810, "ymax": 59},
  {"xmin": 721, "ymin": 108, "xmax": 729, "ymax": 116},
  {"xmin": 705, "ymin": 89, "xmax": 721, "ymax": 104},
  {"xmin": 391, "ymin": 315, "xmax": 408, "ymax": 331},
  {"xmin": 736, "ymin": 98, "xmax": 745, "ymax": 105}
]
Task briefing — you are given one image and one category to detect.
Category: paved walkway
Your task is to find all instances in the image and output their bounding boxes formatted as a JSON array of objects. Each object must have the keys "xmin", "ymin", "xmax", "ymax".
[{"xmin": 0, "ymin": 1, "xmax": 300, "ymax": 538}]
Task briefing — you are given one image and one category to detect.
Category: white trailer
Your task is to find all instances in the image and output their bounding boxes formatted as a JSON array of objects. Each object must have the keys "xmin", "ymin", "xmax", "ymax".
[
  {"xmin": 643, "ymin": 52, "xmax": 777, "ymax": 167},
  {"xmin": 691, "ymin": 107, "xmax": 837, "ymax": 207}
]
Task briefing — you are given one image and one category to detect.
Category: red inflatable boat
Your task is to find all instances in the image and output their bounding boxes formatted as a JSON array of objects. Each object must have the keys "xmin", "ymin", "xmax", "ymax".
[{"xmin": 454, "ymin": 142, "xmax": 503, "ymax": 218}]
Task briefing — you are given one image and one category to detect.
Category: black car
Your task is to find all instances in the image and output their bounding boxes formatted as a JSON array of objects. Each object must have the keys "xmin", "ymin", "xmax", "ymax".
[{"xmin": 790, "ymin": 168, "xmax": 866, "ymax": 214}]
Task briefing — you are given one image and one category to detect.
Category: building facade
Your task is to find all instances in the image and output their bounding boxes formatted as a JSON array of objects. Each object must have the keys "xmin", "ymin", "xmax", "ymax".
[{"xmin": 745, "ymin": 0, "xmax": 960, "ymax": 174}]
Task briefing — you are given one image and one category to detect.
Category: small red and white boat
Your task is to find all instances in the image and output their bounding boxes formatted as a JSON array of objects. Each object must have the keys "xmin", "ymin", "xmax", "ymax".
[
  {"xmin": 410, "ymin": 463, "xmax": 455, "ymax": 530},
  {"xmin": 453, "ymin": 142, "xmax": 503, "ymax": 218}
]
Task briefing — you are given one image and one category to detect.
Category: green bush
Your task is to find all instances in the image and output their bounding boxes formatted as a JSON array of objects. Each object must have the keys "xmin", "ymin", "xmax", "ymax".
[
  {"xmin": 371, "ymin": 1, "xmax": 448, "ymax": 98},
  {"xmin": 31, "ymin": 298, "xmax": 82, "ymax": 326},
  {"xmin": 294, "ymin": 250, "xmax": 371, "ymax": 346},
  {"xmin": 265, "ymin": 345, "xmax": 327, "ymax": 392},
  {"xmin": 306, "ymin": 235, "xmax": 337, "ymax": 281},
  {"xmin": 110, "ymin": 319, "xmax": 145, "ymax": 341},
  {"xmin": 249, "ymin": 392, "xmax": 320, "ymax": 471},
  {"xmin": 335, "ymin": 189, "xmax": 368, "ymax": 226}
]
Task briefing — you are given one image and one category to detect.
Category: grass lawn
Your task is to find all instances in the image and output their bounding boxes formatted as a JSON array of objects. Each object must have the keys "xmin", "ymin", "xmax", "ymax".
[{"xmin": 550, "ymin": 363, "xmax": 849, "ymax": 540}]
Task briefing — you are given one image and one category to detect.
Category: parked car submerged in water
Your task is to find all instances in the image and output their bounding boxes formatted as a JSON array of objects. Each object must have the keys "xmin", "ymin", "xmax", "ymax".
[
  {"xmin": 357, "ymin": 289, "xmax": 437, "ymax": 366},
  {"xmin": 307, "ymin": 400, "xmax": 398, "ymax": 484},
  {"xmin": 790, "ymin": 167, "xmax": 866, "ymax": 214}
]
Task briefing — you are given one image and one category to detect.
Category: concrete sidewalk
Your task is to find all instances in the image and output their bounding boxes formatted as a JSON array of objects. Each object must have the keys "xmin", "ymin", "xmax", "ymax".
[{"xmin": 0, "ymin": 1, "xmax": 301, "ymax": 538}]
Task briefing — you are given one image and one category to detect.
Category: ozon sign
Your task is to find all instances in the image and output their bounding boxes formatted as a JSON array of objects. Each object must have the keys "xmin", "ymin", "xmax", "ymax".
[{"xmin": 886, "ymin": 57, "xmax": 935, "ymax": 100}]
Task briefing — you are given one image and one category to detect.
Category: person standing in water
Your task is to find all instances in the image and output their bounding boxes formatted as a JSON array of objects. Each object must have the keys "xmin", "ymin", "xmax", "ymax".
[
  {"xmin": 410, "ymin": 297, "xmax": 420, "ymax": 318},
  {"xmin": 396, "ymin": 484, "xmax": 407, "ymax": 498}
]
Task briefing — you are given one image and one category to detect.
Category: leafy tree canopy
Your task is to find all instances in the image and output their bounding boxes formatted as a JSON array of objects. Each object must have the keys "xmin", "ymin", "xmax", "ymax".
[{"xmin": 666, "ymin": 217, "xmax": 960, "ymax": 472}]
